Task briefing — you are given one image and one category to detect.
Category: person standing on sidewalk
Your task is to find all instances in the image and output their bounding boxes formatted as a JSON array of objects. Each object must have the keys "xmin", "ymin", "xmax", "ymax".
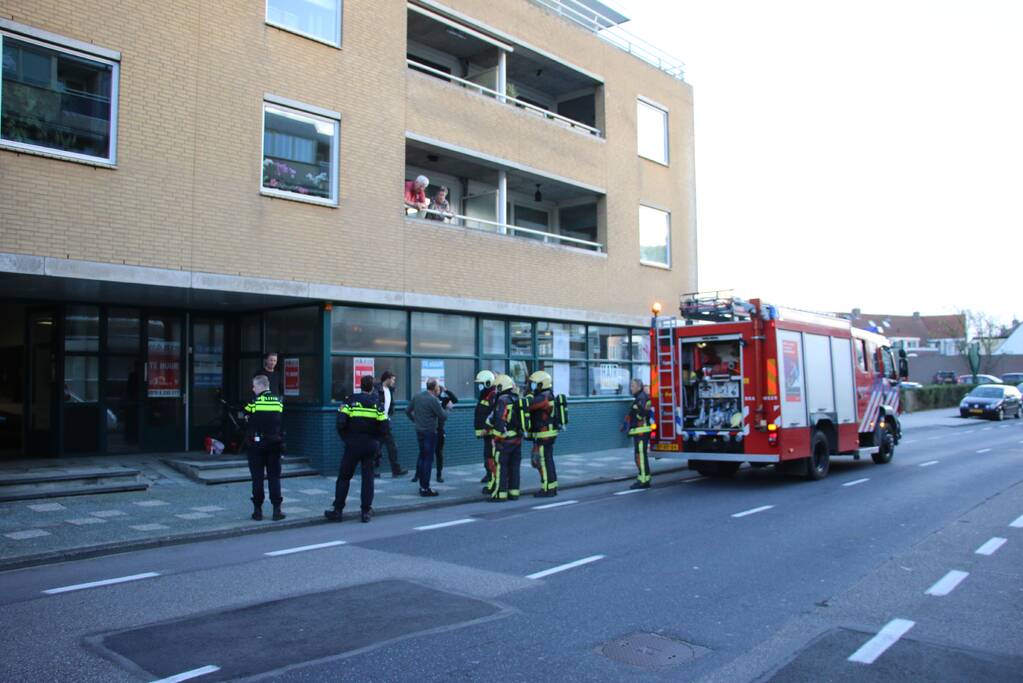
[
  {"xmin": 244, "ymin": 375, "xmax": 285, "ymax": 521},
  {"xmin": 489, "ymin": 374, "xmax": 524, "ymax": 502},
  {"xmin": 474, "ymin": 370, "xmax": 498, "ymax": 495},
  {"xmin": 325, "ymin": 374, "xmax": 388, "ymax": 523},
  {"xmin": 252, "ymin": 351, "xmax": 281, "ymax": 396},
  {"xmin": 373, "ymin": 371, "xmax": 408, "ymax": 479},
  {"xmin": 527, "ymin": 370, "xmax": 559, "ymax": 498},
  {"xmin": 434, "ymin": 385, "xmax": 458, "ymax": 482},
  {"xmin": 406, "ymin": 378, "xmax": 448, "ymax": 497},
  {"xmin": 624, "ymin": 378, "xmax": 654, "ymax": 490}
]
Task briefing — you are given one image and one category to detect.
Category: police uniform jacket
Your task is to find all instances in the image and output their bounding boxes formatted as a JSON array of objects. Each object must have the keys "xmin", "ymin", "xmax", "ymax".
[
  {"xmin": 337, "ymin": 391, "xmax": 389, "ymax": 444},
  {"xmin": 244, "ymin": 391, "xmax": 284, "ymax": 444}
]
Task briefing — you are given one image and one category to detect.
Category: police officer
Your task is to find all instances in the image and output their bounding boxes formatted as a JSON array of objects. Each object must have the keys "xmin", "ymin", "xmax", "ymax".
[
  {"xmin": 474, "ymin": 370, "xmax": 498, "ymax": 495},
  {"xmin": 625, "ymin": 377, "xmax": 654, "ymax": 490},
  {"xmin": 527, "ymin": 370, "xmax": 559, "ymax": 498},
  {"xmin": 325, "ymin": 374, "xmax": 388, "ymax": 523},
  {"xmin": 244, "ymin": 374, "xmax": 285, "ymax": 521},
  {"xmin": 488, "ymin": 374, "xmax": 524, "ymax": 501}
]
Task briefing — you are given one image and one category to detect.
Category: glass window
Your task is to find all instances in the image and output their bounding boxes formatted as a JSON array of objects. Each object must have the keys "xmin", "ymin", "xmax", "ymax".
[
  {"xmin": 106, "ymin": 356, "xmax": 141, "ymax": 402},
  {"xmin": 107, "ymin": 308, "xmax": 140, "ymax": 353},
  {"xmin": 411, "ymin": 358, "xmax": 474, "ymax": 401},
  {"xmin": 559, "ymin": 203, "xmax": 598, "ymax": 249},
  {"xmin": 540, "ymin": 360, "xmax": 587, "ymax": 397},
  {"xmin": 508, "ymin": 359, "xmax": 533, "ymax": 390},
  {"xmin": 481, "ymin": 319, "xmax": 506, "ymax": 356},
  {"xmin": 537, "ymin": 322, "xmax": 585, "ymax": 359},
  {"xmin": 589, "ymin": 362, "xmax": 629, "ymax": 396},
  {"xmin": 267, "ymin": 0, "xmax": 342, "ymax": 46},
  {"xmin": 262, "ymin": 102, "xmax": 339, "ymax": 204},
  {"xmin": 331, "ymin": 306, "xmax": 407, "ymax": 353},
  {"xmin": 331, "ymin": 356, "xmax": 407, "ymax": 402},
  {"xmin": 637, "ymin": 99, "xmax": 668, "ymax": 164},
  {"xmin": 1, "ymin": 34, "xmax": 118, "ymax": 163},
  {"xmin": 639, "ymin": 205, "xmax": 671, "ymax": 267},
  {"xmin": 64, "ymin": 356, "xmax": 99, "ymax": 402},
  {"xmin": 266, "ymin": 307, "xmax": 318, "ymax": 354},
  {"xmin": 588, "ymin": 326, "xmax": 629, "ymax": 360},
  {"xmin": 480, "ymin": 359, "xmax": 507, "ymax": 376},
  {"xmin": 241, "ymin": 314, "xmax": 262, "ymax": 353},
  {"xmin": 632, "ymin": 364, "xmax": 651, "ymax": 390},
  {"xmin": 631, "ymin": 329, "xmax": 651, "ymax": 362},
  {"xmin": 513, "ymin": 205, "xmax": 549, "ymax": 240},
  {"xmin": 510, "ymin": 321, "xmax": 533, "ymax": 357},
  {"xmin": 239, "ymin": 357, "xmax": 263, "ymax": 400},
  {"xmin": 64, "ymin": 305, "xmax": 99, "ymax": 352},
  {"xmin": 411, "ymin": 312, "xmax": 474, "ymax": 356}
]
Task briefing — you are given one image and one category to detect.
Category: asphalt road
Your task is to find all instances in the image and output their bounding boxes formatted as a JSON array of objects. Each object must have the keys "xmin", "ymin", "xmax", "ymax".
[{"xmin": 1, "ymin": 414, "xmax": 1022, "ymax": 682}]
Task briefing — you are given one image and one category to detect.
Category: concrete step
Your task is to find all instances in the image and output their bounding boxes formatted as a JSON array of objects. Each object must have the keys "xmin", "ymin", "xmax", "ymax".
[
  {"xmin": 0, "ymin": 467, "xmax": 148, "ymax": 502},
  {"xmin": 163, "ymin": 456, "xmax": 319, "ymax": 485}
]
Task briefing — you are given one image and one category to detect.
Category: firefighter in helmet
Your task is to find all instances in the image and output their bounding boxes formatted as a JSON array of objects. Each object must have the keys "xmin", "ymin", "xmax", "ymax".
[
  {"xmin": 474, "ymin": 369, "xmax": 498, "ymax": 495},
  {"xmin": 487, "ymin": 373, "xmax": 523, "ymax": 501},
  {"xmin": 625, "ymin": 377, "xmax": 654, "ymax": 489},
  {"xmin": 527, "ymin": 370, "xmax": 559, "ymax": 497}
]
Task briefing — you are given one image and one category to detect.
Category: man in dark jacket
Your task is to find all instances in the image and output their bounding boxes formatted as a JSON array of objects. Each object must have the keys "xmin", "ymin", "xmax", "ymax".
[
  {"xmin": 406, "ymin": 378, "xmax": 449, "ymax": 496},
  {"xmin": 244, "ymin": 374, "xmax": 285, "ymax": 521},
  {"xmin": 325, "ymin": 374, "xmax": 388, "ymax": 523},
  {"xmin": 252, "ymin": 351, "xmax": 281, "ymax": 396},
  {"xmin": 373, "ymin": 371, "xmax": 407, "ymax": 478},
  {"xmin": 434, "ymin": 385, "xmax": 458, "ymax": 482}
]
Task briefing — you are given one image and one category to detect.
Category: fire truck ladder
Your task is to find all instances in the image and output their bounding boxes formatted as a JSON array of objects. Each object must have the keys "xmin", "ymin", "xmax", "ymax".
[{"xmin": 654, "ymin": 317, "xmax": 678, "ymax": 441}]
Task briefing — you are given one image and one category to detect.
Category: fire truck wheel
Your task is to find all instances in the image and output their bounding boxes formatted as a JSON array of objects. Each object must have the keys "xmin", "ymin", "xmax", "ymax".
[
  {"xmin": 872, "ymin": 426, "xmax": 895, "ymax": 464},
  {"xmin": 805, "ymin": 432, "xmax": 830, "ymax": 480}
]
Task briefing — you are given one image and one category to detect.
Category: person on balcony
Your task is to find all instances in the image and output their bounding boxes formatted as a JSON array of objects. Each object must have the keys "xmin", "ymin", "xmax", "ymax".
[
  {"xmin": 425, "ymin": 185, "xmax": 453, "ymax": 223},
  {"xmin": 404, "ymin": 175, "xmax": 430, "ymax": 215}
]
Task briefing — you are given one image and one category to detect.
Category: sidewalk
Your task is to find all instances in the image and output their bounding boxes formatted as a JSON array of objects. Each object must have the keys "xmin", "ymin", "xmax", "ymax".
[{"xmin": 0, "ymin": 447, "xmax": 687, "ymax": 570}]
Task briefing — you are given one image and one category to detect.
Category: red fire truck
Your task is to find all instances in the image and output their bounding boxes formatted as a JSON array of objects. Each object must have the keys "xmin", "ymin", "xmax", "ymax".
[{"xmin": 649, "ymin": 292, "xmax": 906, "ymax": 480}]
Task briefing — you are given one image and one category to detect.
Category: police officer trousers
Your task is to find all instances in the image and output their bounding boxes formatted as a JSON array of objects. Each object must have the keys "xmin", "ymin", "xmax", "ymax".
[
  {"xmin": 633, "ymin": 434, "xmax": 651, "ymax": 484},
  {"xmin": 247, "ymin": 441, "xmax": 283, "ymax": 506},
  {"xmin": 534, "ymin": 438, "xmax": 558, "ymax": 492},
  {"xmin": 334, "ymin": 437, "xmax": 377, "ymax": 513},
  {"xmin": 494, "ymin": 439, "xmax": 522, "ymax": 499}
]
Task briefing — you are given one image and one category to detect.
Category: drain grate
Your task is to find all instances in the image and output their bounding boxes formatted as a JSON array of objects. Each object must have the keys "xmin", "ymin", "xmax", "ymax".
[{"xmin": 600, "ymin": 632, "xmax": 710, "ymax": 669}]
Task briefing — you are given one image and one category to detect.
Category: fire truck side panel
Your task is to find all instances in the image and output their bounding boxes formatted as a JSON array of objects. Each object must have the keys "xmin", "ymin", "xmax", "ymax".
[
  {"xmin": 777, "ymin": 425, "xmax": 810, "ymax": 462},
  {"xmin": 776, "ymin": 329, "xmax": 808, "ymax": 429}
]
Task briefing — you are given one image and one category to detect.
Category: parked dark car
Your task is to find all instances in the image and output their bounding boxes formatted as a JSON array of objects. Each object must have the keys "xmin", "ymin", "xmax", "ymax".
[
  {"xmin": 959, "ymin": 384, "xmax": 1022, "ymax": 420},
  {"xmin": 958, "ymin": 374, "xmax": 1002, "ymax": 385},
  {"xmin": 1001, "ymin": 372, "xmax": 1023, "ymax": 384},
  {"xmin": 932, "ymin": 371, "xmax": 958, "ymax": 384}
]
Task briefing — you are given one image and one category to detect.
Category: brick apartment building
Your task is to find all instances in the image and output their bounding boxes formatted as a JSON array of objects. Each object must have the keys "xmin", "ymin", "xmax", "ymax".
[{"xmin": 0, "ymin": 0, "xmax": 696, "ymax": 472}]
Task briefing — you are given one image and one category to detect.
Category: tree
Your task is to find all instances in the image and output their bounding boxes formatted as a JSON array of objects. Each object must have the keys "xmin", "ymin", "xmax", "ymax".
[{"xmin": 954, "ymin": 309, "xmax": 1006, "ymax": 378}]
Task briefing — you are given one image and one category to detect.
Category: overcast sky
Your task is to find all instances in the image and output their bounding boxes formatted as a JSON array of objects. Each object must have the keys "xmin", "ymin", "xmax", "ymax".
[{"xmin": 614, "ymin": 0, "xmax": 1022, "ymax": 325}]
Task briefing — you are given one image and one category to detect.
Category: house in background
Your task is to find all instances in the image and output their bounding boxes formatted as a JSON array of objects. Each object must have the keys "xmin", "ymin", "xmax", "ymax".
[{"xmin": 839, "ymin": 310, "xmax": 966, "ymax": 356}]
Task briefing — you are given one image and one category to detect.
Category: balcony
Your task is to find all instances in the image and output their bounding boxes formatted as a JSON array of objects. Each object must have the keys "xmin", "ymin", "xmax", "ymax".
[
  {"xmin": 407, "ymin": 2, "xmax": 603, "ymax": 137},
  {"xmin": 404, "ymin": 138, "xmax": 604, "ymax": 252}
]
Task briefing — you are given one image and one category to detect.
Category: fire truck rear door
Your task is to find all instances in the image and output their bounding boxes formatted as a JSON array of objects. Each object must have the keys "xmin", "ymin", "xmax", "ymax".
[{"xmin": 777, "ymin": 329, "xmax": 808, "ymax": 428}]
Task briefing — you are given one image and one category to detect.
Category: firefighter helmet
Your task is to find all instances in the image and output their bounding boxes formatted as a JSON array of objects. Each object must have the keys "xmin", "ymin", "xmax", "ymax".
[
  {"xmin": 528, "ymin": 370, "xmax": 553, "ymax": 391},
  {"xmin": 494, "ymin": 374, "xmax": 515, "ymax": 393},
  {"xmin": 474, "ymin": 370, "xmax": 496, "ymax": 388}
]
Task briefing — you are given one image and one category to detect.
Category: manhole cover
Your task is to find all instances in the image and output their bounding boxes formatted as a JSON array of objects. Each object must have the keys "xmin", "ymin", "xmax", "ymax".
[{"xmin": 600, "ymin": 632, "xmax": 709, "ymax": 669}]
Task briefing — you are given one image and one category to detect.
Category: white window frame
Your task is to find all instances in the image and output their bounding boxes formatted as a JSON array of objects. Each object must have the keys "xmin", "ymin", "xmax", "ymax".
[
  {"xmin": 636, "ymin": 96, "xmax": 669, "ymax": 166},
  {"xmin": 265, "ymin": 0, "xmax": 343, "ymax": 48},
  {"xmin": 260, "ymin": 95, "xmax": 340, "ymax": 207},
  {"xmin": 0, "ymin": 25, "xmax": 120, "ymax": 166},
  {"xmin": 638, "ymin": 204, "xmax": 671, "ymax": 269}
]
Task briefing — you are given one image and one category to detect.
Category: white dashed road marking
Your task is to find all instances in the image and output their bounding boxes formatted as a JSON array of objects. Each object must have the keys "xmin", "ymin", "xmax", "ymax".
[
  {"xmin": 265, "ymin": 540, "xmax": 347, "ymax": 557},
  {"xmin": 976, "ymin": 448, "xmax": 992, "ymax": 454},
  {"xmin": 732, "ymin": 505, "xmax": 774, "ymax": 518},
  {"xmin": 918, "ymin": 460, "xmax": 939, "ymax": 467},
  {"xmin": 414, "ymin": 518, "xmax": 476, "ymax": 531},
  {"xmin": 130, "ymin": 524, "xmax": 170, "ymax": 532},
  {"xmin": 843, "ymin": 478, "xmax": 870, "ymax": 487},
  {"xmin": 614, "ymin": 488, "xmax": 647, "ymax": 495},
  {"xmin": 66, "ymin": 517, "xmax": 105, "ymax": 526},
  {"xmin": 925, "ymin": 570, "xmax": 969, "ymax": 596},
  {"xmin": 975, "ymin": 537, "xmax": 1007, "ymax": 556},
  {"xmin": 28, "ymin": 503, "xmax": 66, "ymax": 512},
  {"xmin": 43, "ymin": 572, "xmax": 160, "ymax": 595},
  {"xmin": 149, "ymin": 665, "xmax": 221, "ymax": 683},
  {"xmin": 133, "ymin": 500, "xmax": 170, "ymax": 507},
  {"xmin": 527, "ymin": 554, "xmax": 605, "ymax": 580},
  {"xmin": 191, "ymin": 506, "xmax": 225, "ymax": 513},
  {"xmin": 90, "ymin": 510, "xmax": 126, "ymax": 518},
  {"xmin": 4, "ymin": 529, "xmax": 51, "ymax": 540},
  {"xmin": 532, "ymin": 500, "xmax": 578, "ymax": 510},
  {"xmin": 848, "ymin": 619, "xmax": 915, "ymax": 664},
  {"xmin": 1010, "ymin": 514, "xmax": 1023, "ymax": 528},
  {"xmin": 175, "ymin": 512, "xmax": 213, "ymax": 520}
]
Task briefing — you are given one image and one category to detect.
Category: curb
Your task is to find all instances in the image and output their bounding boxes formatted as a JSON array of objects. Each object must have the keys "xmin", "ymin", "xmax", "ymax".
[{"xmin": 0, "ymin": 465, "xmax": 692, "ymax": 572}]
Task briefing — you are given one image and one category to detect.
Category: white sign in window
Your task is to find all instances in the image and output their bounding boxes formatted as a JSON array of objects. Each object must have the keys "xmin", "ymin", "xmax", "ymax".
[
  {"xmin": 266, "ymin": 0, "xmax": 342, "ymax": 46},
  {"xmin": 0, "ymin": 31, "xmax": 119, "ymax": 164},
  {"xmin": 639, "ymin": 205, "xmax": 671, "ymax": 267},
  {"xmin": 261, "ymin": 101, "xmax": 339, "ymax": 205},
  {"xmin": 637, "ymin": 98, "xmax": 668, "ymax": 164}
]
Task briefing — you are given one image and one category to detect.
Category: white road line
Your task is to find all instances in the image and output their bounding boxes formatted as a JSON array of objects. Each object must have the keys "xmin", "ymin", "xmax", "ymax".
[
  {"xmin": 150, "ymin": 665, "xmax": 221, "ymax": 683},
  {"xmin": 975, "ymin": 537, "xmax": 1007, "ymax": 556},
  {"xmin": 848, "ymin": 619, "xmax": 915, "ymax": 664},
  {"xmin": 981, "ymin": 428, "xmax": 992, "ymax": 431},
  {"xmin": 43, "ymin": 572, "xmax": 160, "ymax": 595},
  {"xmin": 976, "ymin": 448, "xmax": 992, "ymax": 454},
  {"xmin": 926, "ymin": 436, "xmax": 941, "ymax": 441},
  {"xmin": 682, "ymin": 477, "xmax": 707, "ymax": 484},
  {"xmin": 843, "ymin": 478, "xmax": 870, "ymax": 487},
  {"xmin": 526, "ymin": 554, "xmax": 605, "ymax": 580},
  {"xmin": 532, "ymin": 500, "xmax": 578, "ymax": 510},
  {"xmin": 925, "ymin": 570, "xmax": 969, "ymax": 596},
  {"xmin": 732, "ymin": 505, "xmax": 774, "ymax": 518},
  {"xmin": 414, "ymin": 518, "xmax": 476, "ymax": 531},
  {"xmin": 919, "ymin": 460, "xmax": 939, "ymax": 467},
  {"xmin": 1010, "ymin": 514, "xmax": 1023, "ymax": 528},
  {"xmin": 962, "ymin": 430, "xmax": 975, "ymax": 434},
  {"xmin": 264, "ymin": 541, "xmax": 347, "ymax": 557},
  {"xmin": 614, "ymin": 488, "xmax": 647, "ymax": 495}
]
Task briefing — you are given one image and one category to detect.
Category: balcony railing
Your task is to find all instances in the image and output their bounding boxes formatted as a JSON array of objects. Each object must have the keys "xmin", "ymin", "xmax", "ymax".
[
  {"xmin": 407, "ymin": 59, "xmax": 602, "ymax": 137},
  {"xmin": 529, "ymin": 0, "xmax": 686, "ymax": 81},
  {"xmin": 407, "ymin": 207, "xmax": 604, "ymax": 252}
]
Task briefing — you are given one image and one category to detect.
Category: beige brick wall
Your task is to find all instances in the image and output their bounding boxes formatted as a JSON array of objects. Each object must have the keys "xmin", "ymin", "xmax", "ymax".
[{"xmin": 0, "ymin": 0, "xmax": 697, "ymax": 319}]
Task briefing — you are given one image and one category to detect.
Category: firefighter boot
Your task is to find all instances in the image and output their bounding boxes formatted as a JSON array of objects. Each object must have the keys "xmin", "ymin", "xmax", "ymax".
[
  {"xmin": 629, "ymin": 481, "xmax": 651, "ymax": 490},
  {"xmin": 272, "ymin": 505, "xmax": 286, "ymax": 521}
]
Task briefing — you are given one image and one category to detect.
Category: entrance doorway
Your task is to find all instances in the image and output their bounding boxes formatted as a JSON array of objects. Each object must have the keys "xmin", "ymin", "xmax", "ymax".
[{"xmin": 190, "ymin": 317, "xmax": 226, "ymax": 449}]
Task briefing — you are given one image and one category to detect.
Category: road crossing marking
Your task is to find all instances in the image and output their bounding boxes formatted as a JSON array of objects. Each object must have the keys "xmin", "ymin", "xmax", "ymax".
[
  {"xmin": 414, "ymin": 518, "xmax": 476, "ymax": 531},
  {"xmin": 843, "ymin": 478, "xmax": 870, "ymax": 487},
  {"xmin": 848, "ymin": 619, "xmax": 915, "ymax": 664},
  {"xmin": 732, "ymin": 505, "xmax": 774, "ymax": 518},
  {"xmin": 527, "ymin": 554, "xmax": 605, "ymax": 580},
  {"xmin": 613, "ymin": 488, "xmax": 647, "ymax": 495},
  {"xmin": 975, "ymin": 537, "xmax": 1007, "ymax": 556},
  {"xmin": 264, "ymin": 541, "xmax": 347, "ymax": 557},
  {"xmin": 43, "ymin": 572, "xmax": 160, "ymax": 595},
  {"xmin": 1010, "ymin": 514, "xmax": 1023, "ymax": 528},
  {"xmin": 150, "ymin": 665, "xmax": 221, "ymax": 683},
  {"xmin": 925, "ymin": 570, "xmax": 969, "ymax": 596},
  {"xmin": 532, "ymin": 500, "xmax": 578, "ymax": 510},
  {"xmin": 976, "ymin": 448, "xmax": 992, "ymax": 454},
  {"xmin": 918, "ymin": 460, "xmax": 939, "ymax": 467}
]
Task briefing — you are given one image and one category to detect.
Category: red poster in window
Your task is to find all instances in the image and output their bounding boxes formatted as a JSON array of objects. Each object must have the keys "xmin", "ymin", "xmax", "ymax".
[
  {"xmin": 284, "ymin": 358, "xmax": 300, "ymax": 397},
  {"xmin": 782, "ymin": 340, "xmax": 802, "ymax": 403},
  {"xmin": 147, "ymin": 340, "xmax": 181, "ymax": 397},
  {"xmin": 354, "ymin": 357, "xmax": 375, "ymax": 393}
]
